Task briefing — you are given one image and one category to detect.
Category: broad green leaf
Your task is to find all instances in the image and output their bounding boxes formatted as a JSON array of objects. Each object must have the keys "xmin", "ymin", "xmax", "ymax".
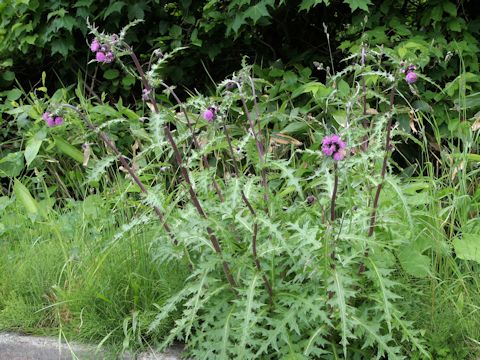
[
  {"xmin": 453, "ymin": 234, "xmax": 480, "ymax": 263},
  {"xmin": 442, "ymin": 1, "xmax": 457, "ymax": 16},
  {"xmin": 54, "ymin": 136, "xmax": 84, "ymax": 163},
  {"xmin": 103, "ymin": 1, "xmax": 126, "ymax": 18},
  {"xmin": 231, "ymin": 13, "xmax": 247, "ymax": 33},
  {"xmin": 103, "ymin": 69, "xmax": 119, "ymax": 80},
  {"xmin": 14, "ymin": 179, "xmax": 40, "ymax": 221},
  {"xmin": 344, "ymin": 0, "xmax": 372, "ymax": 12},
  {"xmin": 332, "ymin": 110, "xmax": 347, "ymax": 127},
  {"xmin": 299, "ymin": 0, "xmax": 329, "ymax": 11},
  {"xmin": 51, "ymin": 38, "xmax": 74, "ymax": 57},
  {"xmin": 281, "ymin": 122, "xmax": 308, "ymax": 134},
  {"xmin": 398, "ymin": 246, "xmax": 430, "ymax": 278},
  {"xmin": 6, "ymin": 88, "xmax": 22, "ymax": 101},
  {"xmin": 2, "ymin": 70, "xmax": 15, "ymax": 82},
  {"xmin": 244, "ymin": 1, "xmax": 272, "ymax": 23},
  {"xmin": 25, "ymin": 129, "xmax": 46, "ymax": 166},
  {"xmin": 0, "ymin": 151, "xmax": 24, "ymax": 178}
]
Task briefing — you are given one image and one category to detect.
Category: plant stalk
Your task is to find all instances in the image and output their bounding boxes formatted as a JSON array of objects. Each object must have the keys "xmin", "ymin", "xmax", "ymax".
[
  {"xmin": 61, "ymin": 104, "xmax": 176, "ymax": 244},
  {"xmin": 129, "ymin": 50, "xmax": 237, "ymax": 290}
]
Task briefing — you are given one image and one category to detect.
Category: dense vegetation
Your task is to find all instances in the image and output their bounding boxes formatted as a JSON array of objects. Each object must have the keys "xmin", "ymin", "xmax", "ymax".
[{"xmin": 1, "ymin": 0, "xmax": 479, "ymax": 359}]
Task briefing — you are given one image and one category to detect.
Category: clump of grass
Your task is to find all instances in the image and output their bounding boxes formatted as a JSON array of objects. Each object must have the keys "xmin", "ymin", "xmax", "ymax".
[{"xmin": 0, "ymin": 196, "xmax": 188, "ymax": 353}]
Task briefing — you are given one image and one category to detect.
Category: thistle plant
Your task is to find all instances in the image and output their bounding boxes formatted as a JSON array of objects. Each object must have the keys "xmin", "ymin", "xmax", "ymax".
[{"xmin": 54, "ymin": 21, "xmax": 431, "ymax": 359}]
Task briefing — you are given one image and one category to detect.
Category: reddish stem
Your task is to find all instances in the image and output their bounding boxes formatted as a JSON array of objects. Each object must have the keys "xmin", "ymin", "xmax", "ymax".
[
  {"xmin": 128, "ymin": 49, "xmax": 237, "ymax": 290},
  {"xmin": 62, "ymin": 104, "xmax": 176, "ymax": 244}
]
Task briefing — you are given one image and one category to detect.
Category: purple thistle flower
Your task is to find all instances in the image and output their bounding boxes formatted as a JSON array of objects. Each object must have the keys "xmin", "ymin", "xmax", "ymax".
[
  {"xmin": 203, "ymin": 108, "xmax": 215, "ymax": 122},
  {"xmin": 90, "ymin": 39, "xmax": 100, "ymax": 52},
  {"xmin": 42, "ymin": 112, "xmax": 63, "ymax": 127},
  {"xmin": 96, "ymin": 52, "xmax": 107, "ymax": 62},
  {"xmin": 405, "ymin": 71, "xmax": 417, "ymax": 84},
  {"xmin": 42, "ymin": 112, "xmax": 51, "ymax": 122},
  {"xmin": 54, "ymin": 116, "xmax": 64, "ymax": 126},
  {"xmin": 322, "ymin": 134, "xmax": 346, "ymax": 161},
  {"xmin": 42, "ymin": 112, "xmax": 55, "ymax": 127}
]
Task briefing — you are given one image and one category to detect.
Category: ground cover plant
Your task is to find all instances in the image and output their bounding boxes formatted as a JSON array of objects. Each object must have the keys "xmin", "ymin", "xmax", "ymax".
[{"xmin": 1, "ymin": 3, "xmax": 480, "ymax": 359}]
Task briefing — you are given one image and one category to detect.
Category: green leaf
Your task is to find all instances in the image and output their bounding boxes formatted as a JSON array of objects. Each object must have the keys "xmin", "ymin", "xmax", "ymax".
[
  {"xmin": 332, "ymin": 110, "xmax": 347, "ymax": 127},
  {"xmin": 190, "ymin": 28, "xmax": 202, "ymax": 47},
  {"xmin": 333, "ymin": 271, "xmax": 349, "ymax": 358},
  {"xmin": 453, "ymin": 234, "xmax": 480, "ymax": 263},
  {"xmin": 447, "ymin": 18, "xmax": 464, "ymax": 32},
  {"xmin": 281, "ymin": 122, "xmax": 308, "ymax": 134},
  {"xmin": 25, "ymin": 129, "xmax": 46, "ymax": 167},
  {"xmin": 169, "ymin": 25, "xmax": 182, "ymax": 38},
  {"xmin": 54, "ymin": 136, "xmax": 84, "ymax": 163},
  {"xmin": 238, "ymin": 274, "xmax": 259, "ymax": 358},
  {"xmin": 2, "ymin": 70, "xmax": 15, "ymax": 82},
  {"xmin": 442, "ymin": 1, "xmax": 457, "ymax": 16},
  {"xmin": 231, "ymin": 13, "xmax": 247, "ymax": 34},
  {"xmin": 0, "ymin": 152, "xmax": 25, "ymax": 178},
  {"xmin": 51, "ymin": 38, "xmax": 73, "ymax": 57},
  {"xmin": 127, "ymin": 4, "xmax": 145, "ymax": 20},
  {"xmin": 344, "ymin": 0, "xmax": 372, "ymax": 12},
  {"xmin": 398, "ymin": 246, "xmax": 430, "ymax": 278},
  {"xmin": 103, "ymin": 69, "xmax": 119, "ymax": 80},
  {"xmin": 244, "ymin": 1, "xmax": 272, "ymax": 23},
  {"xmin": 14, "ymin": 179, "xmax": 41, "ymax": 221},
  {"xmin": 121, "ymin": 74, "xmax": 136, "ymax": 87},
  {"xmin": 299, "ymin": 0, "xmax": 329, "ymax": 11},
  {"xmin": 430, "ymin": 5, "xmax": 442, "ymax": 22},
  {"xmin": 103, "ymin": 1, "xmax": 126, "ymax": 18},
  {"xmin": 0, "ymin": 151, "xmax": 25, "ymax": 177},
  {"xmin": 6, "ymin": 88, "xmax": 22, "ymax": 101}
]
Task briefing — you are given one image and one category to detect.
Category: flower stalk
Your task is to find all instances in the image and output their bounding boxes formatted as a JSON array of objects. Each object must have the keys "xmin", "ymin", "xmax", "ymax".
[
  {"xmin": 128, "ymin": 48, "xmax": 237, "ymax": 290},
  {"xmin": 60, "ymin": 104, "xmax": 176, "ymax": 245}
]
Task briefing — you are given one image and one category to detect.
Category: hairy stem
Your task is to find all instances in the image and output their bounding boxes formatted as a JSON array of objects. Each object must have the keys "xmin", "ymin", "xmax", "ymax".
[
  {"xmin": 158, "ymin": 81, "xmax": 224, "ymax": 202},
  {"xmin": 234, "ymin": 81, "xmax": 269, "ymax": 203},
  {"xmin": 368, "ymin": 85, "xmax": 396, "ymax": 237},
  {"xmin": 222, "ymin": 116, "xmax": 273, "ymax": 302},
  {"xmin": 129, "ymin": 50, "xmax": 237, "ymax": 290},
  {"xmin": 61, "ymin": 104, "xmax": 176, "ymax": 244},
  {"xmin": 330, "ymin": 162, "xmax": 338, "ymax": 222}
]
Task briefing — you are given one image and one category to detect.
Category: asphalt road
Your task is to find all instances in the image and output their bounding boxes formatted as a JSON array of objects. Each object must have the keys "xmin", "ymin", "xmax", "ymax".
[{"xmin": 0, "ymin": 332, "xmax": 183, "ymax": 360}]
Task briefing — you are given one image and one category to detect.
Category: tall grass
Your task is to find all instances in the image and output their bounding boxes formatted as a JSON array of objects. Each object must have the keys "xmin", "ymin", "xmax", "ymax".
[{"xmin": 0, "ymin": 191, "xmax": 188, "ymax": 355}]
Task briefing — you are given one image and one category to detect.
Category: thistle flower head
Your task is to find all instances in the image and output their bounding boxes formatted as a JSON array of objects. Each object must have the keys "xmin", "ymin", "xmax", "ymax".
[
  {"xmin": 90, "ymin": 37, "xmax": 115, "ymax": 63},
  {"xmin": 54, "ymin": 116, "xmax": 64, "ymax": 126},
  {"xmin": 402, "ymin": 63, "xmax": 418, "ymax": 84},
  {"xmin": 203, "ymin": 107, "xmax": 216, "ymax": 122},
  {"xmin": 90, "ymin": 39, "xmax": 100, "ymax": 52},
  {"xmin": 405, "ymin": 71, "xmax": 418, "ymax": 84},
  {"xmin": 96, "ymin": 51, "xmax": 107, "ymax": 62},
  {"xmin": 42, "ymin": 112, "xmax": 63, "ymax": 127},
  {"xmin": 322, "ymin": 134, "xmax": 346, "ymax": 161}
]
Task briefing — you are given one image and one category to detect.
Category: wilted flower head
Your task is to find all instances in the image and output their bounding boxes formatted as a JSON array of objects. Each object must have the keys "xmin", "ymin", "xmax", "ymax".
[
  {"xmin": 142, "ymin": 88, "xmax": 151, "ymax": 101},
  {"xmin": 322, "ymin": 134, "xmax": 346, "ymax": 161},
  {"xmin": 105, "ymin": 51, "xmax": 114, "ymax": 63},
  {"xmin": 203, "ymin": 107, "xmax": 216, "ymax": 122}
]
